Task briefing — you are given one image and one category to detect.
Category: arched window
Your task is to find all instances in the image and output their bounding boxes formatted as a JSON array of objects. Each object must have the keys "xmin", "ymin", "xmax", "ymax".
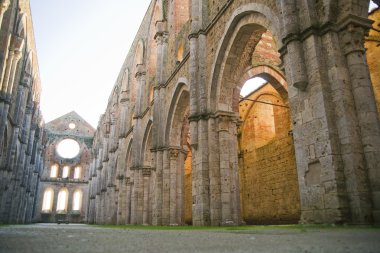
[
  {"xmin": 50, "ymin": 164, "xmax": 58, "ymax": 178},
  {"xmin": 42, "ymin": 188, "xmax": 54, "ymax": 212},
  {"xmin": 56, "ymin": 188, "xmax": 68, "ymax": 212},
  {"xmin": 62, "ymin": 166, "xmax": 70, "ymax": 178},
  {"xmin": 74, "ymin": 166, "xmax": 81, "ymax": 179},
  {"xmin": 72, "ymin": 190, "xmax": 83, "ymax": 211}
]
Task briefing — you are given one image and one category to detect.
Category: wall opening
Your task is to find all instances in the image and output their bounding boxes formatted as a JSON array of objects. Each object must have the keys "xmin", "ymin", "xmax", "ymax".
[
  {"xmin": 50, "ymin": 164, "xmax": 58, "ymax": 178},
  {"xmin": 56, "ymin": 139, "xmax": 80, "ymax": 159},
  {"xmin": 56, "ymin": 188, "xmax": 68, "ymax": 213},
  {"xmin": 72, "ymin": 190, "xmax": 83, "ymax": 211},
  {"xmin": 74, "ymin": 166, "xmax": 81, "ymax": 179},
  {"xmin": 62, "ymin": 166, "xmax": 70, "ymax": 179},
  {"xmin": 41, "ymin": 188, "xmax": 54, "ymax": 213}
]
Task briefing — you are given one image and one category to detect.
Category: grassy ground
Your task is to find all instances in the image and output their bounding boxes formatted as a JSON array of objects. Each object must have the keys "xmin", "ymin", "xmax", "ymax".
[{"xmin": 93, "ymin": 224, "xmax": 380, "ymax": 233}]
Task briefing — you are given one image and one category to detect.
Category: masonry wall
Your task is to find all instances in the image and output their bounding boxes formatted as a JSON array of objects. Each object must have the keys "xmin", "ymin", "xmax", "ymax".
[
  {"xmin": 239, "ymin": 84, "xmax": 300, "ymax": 224},
  {"xmin": 34, "ymin": 112, "xmax": 94, "ymax": 223},
  {"xmin": 0, "ymin": 0, "xmax": 44, "ymax": 224},
  {"xmin": 88, "ymin": 0, "xmax": 380, "ymax": 226},
  {"xmin": 366, "ymin": 8, "xmax": 380, "ymax": 119}
]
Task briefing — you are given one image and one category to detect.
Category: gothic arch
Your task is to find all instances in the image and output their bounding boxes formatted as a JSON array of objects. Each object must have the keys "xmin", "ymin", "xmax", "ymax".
[
  {"xmin": 238, "ymin": 66, "xmax": 288, "ymax": 101},
  {"xmin": 135, "ymin": 39, "xmax": 145, "ymax": 66},
  {"xmin": 209, "ymin": 4, "xmax": 282, "ymax": 112},
  {"xmin": 141, "ymin": 120, "xmax": 153, "ymax": 166},
  {"xmin": 165, "ymin": 80, "xmax": 189, "ymax": 147},
  {"xmin": 125, "ymin": 138, "xmax": 133, "ymax": 177}
]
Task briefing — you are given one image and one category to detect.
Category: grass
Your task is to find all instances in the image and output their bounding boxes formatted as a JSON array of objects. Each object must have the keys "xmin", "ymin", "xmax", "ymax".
[{"xmin": 93, "ymin": 224, "xmax": 380, "ymax": 233}]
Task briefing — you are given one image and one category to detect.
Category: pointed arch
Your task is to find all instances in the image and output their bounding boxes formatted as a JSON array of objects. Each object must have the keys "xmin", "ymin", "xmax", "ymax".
[
  {"xmin": 135, "ymin": 39, "xmax": 145, "ymax": 66},
  {"xmin": 42, "ymin": 188, "xmax": 54, "ymax": 212},
  {"xmin": 141, "ymin": 120, "xmax": 153, "ymax": 166},
  {"xmin": 165, "ymin": 80, "xmax": 190, "ymax": 147},
  {"xmin": 125, "ymin": 138, "xmax": 133, "ymax": 178},
  {"xmin": 209, "ymin": 4, "xmax": 282, "ymax": 113},
  {"xmin": 72, "ymin": 189, "xmax": 83, "ymax": 211},
  {"xmin": 56, "ymin": 188, "xmax": 69, "ymax": 212}
]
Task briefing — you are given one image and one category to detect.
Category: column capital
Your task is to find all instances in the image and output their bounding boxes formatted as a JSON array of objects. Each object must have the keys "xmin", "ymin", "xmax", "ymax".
[
  {"xmin": 338, "ymin": 15, "xmax": 373, "ymax": 55},
  {"xmin": 0, "ymin": 0, "xmax": 10, "ymax": 12},
  {"xmin": 155, "ymin": 31, "xmax": 169, "ymax": 45},
  {"xmin": 142, "ymin": 168, "xmax": 152, "ymax": 177},
  {"xmin": 135, "ymin": 64, "xmax": 146, "ymax": 78},
  {"xmin": 169, "ymin": 149, "xmax": 180, "ymax": 160}
]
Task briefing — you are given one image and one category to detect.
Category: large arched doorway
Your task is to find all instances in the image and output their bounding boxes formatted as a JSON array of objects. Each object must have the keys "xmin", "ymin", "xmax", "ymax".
[
  {"xmin": 209, "ymin": 8, "xmax": 300, "ymax": 225},
  {"xmin": 165, "ymin": 82, "xmax": 191, "ymax": 225}
]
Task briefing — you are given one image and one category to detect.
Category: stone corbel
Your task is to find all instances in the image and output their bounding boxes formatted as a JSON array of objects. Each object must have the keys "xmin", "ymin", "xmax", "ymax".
[
  {"xmin": 135, "ymin": 64, "xmax": 146, "ymax": 79},
  {"xmin": 119, "ymin": 90, "xmax": 130, "ymax": 103},
  {"xmin": 154, "ymin": 29, "xmax": 169, "ymax": 45},
  {"xmin": 155, "ymin": 20, "xmax": 167, "ymax": 34}
]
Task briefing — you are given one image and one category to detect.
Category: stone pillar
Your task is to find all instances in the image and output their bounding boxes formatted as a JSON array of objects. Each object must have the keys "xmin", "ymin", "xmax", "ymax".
[
  {"xmin": 151, "ymin": 20, "xmax": 168, "ymax": 226},
  {"xmin": 152, "ymin": 150, "xmax": 163, "ymax": 225},
  {"xmin": 162, "ymin": 149, "xmax": 170, "ymax": 225},
  {"xmin": 0, "ymin": 0, "xmax": 10, "ymax": 31},
  {"xmin": 339, "ymin": 20, "xmax": 380, "ymax": 223},
  {"xmin": 125, "ymin": 178, "xmax": 132, "ymax": 224},
  {"xmin": 215, "ymin": 114, "xmax": 241, "ymax": 225},
  {"xmin": 169, "ymin": 149, "xmax": 179, "ymax": 225},
  {"xmin": 142, "ymin": 168, "xmax": 151, "ymax": 225},
  {"xmin": 116, "ymin": 175, "xmax": 126, "ymax": 225},
  {"xmin": 188, "ymin": 0, "xmax": 211, "ymax": 226}
]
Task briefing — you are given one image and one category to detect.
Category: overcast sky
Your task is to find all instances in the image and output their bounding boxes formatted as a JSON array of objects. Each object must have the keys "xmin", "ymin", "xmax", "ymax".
[
  {"xmin": 30, "ymin": 1, "xmax": 378, "ymax": 128},
  {"xmin": 30, "ymin": 0, "xmax": 151, "ymax": 128}
]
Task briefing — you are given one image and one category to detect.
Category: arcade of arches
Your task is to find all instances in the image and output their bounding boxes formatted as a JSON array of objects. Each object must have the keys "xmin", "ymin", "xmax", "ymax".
[
  {"xmin": 87, "ymin": 0, "xmax": 380, "ymax": 226},
  {"xmin": 1, "ymin": 0, "xmax": 380, "ymax": 226}
]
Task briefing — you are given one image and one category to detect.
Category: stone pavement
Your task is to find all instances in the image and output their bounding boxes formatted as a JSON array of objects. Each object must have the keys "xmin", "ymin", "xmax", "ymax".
[{"xmin": 0, "ymin": 224, "xmax": 379, "ymax": 253}]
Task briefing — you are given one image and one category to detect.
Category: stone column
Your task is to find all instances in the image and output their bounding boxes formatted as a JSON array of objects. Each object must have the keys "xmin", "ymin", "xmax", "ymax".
[
  {"xmin": 125, "ymin": 178, "xmax": 132, "ymax": 224},
  {"xmin": 0, "ymin": 0, "xmax": 10, "ymax": 31},
  {"xmin": 116, "ymin": 175, "xmax": 126, "ymax": 225},
  {"xmin": 162, "ymin": 149, "xmax": 170, "ymax": 225},
  {"xmin": 152, "ymin": 150, "xmax": 163, "ymax": 225},
  {"xmin": 142, "ymin": 168, "xmax": 151, "ymax": 225},
  {"xmin": 169, "ymin": 149, "xmax": 179, "ymax": 225},
  {"xmin": 339, "ymin": 20, "xmax": 380, "ymax": 223},
  {"xmin": 188, "ymin": 0, "xmax": 211, "ymax": 226},
  {"xmin": 216, "ymin": 114, "xmax": 241, "ymax": 225}
]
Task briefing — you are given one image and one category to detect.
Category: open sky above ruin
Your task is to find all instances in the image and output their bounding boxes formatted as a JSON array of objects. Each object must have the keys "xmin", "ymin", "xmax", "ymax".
[
  {"xmin": 30, "ymin": 1, "xmax": 378, "ymax": 128},
  {"xmin": 30, "ymin": 0, "xmax": 151, "ymax": 127}
]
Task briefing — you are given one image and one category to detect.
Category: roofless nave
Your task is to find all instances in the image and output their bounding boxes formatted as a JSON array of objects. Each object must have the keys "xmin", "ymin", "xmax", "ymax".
[{"xmin": 1, "ymin": 0, "xmax": 380, "ymax": 226}]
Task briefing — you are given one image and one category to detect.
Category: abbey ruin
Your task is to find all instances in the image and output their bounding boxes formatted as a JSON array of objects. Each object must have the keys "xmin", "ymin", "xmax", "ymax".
[{"xmin": 1, "ymin": 0, "xmax": 380, "ymax": 226}]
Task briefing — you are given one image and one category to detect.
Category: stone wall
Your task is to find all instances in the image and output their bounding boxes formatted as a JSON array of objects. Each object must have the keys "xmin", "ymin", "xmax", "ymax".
[
  {"xmin": 366, "ymin": 8, "xmax": 380, "ymax": 119},
  {"xmin": 88, "ymin": 0, "xmax": 380, "ymax": 226},
  {"xmin": 239, "ymin": 84, "xmax": 300, "ymax": 224},
  {"xmin": 34, "ymin": 112, "xmax": 94, "ymax": 223},
  {"xmin": 0, "ymin": 0, "xmax": 44, "ymax": 224}
]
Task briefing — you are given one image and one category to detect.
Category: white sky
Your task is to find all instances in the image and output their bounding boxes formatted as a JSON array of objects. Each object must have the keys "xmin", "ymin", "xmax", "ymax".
[
  {"xmin": 30, "ymin": 1, "xmax": 378, "ymax": 128},
  {"xmin": 30, "ymin": 0, "xmax": 151, "ymax": 128}
]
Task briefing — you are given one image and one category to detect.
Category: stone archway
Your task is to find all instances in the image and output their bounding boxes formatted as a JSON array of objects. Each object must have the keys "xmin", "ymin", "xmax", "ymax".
[
  {"xmin": 162, "ymin": 81, "xmax": 190, "ymax": 225},
  {"xmin": 237, "ymin": 66, "xmax": 300, "ymax": 224},
  {"xmin": 202, "ymin": 7, "xmax": 286, "ymax": 226}
]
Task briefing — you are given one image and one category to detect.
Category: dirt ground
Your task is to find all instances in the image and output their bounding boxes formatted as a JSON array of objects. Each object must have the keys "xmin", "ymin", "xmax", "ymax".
[{"xmin": 0, "ymin": 223, "xmax": 379, "ymax": 253}]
